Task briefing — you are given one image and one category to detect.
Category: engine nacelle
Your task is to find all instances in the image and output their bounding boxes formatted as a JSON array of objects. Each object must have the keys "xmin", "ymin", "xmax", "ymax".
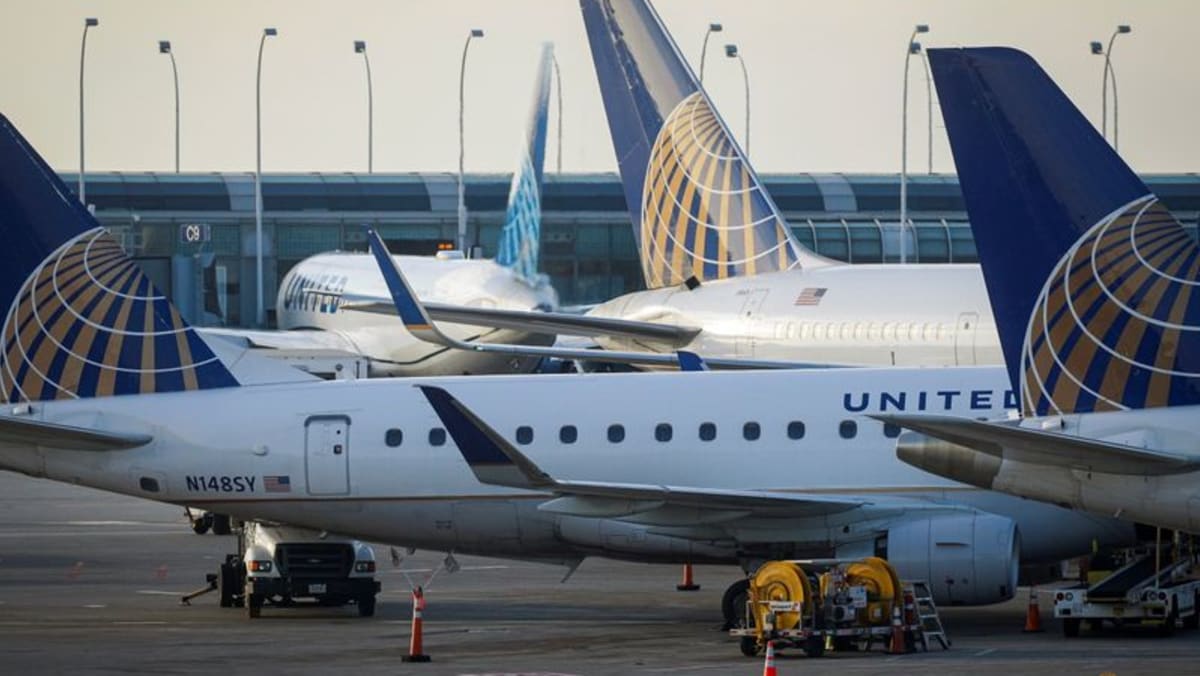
[{"xmin": 879, "ymin": 513, "xmax": 1019, "ymax": 606}]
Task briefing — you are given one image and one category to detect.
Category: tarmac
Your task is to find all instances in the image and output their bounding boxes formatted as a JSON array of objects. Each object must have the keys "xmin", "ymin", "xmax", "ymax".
[{"xmin": 1, "ymin": 470, "xmax": 1196, "ymax": 675}]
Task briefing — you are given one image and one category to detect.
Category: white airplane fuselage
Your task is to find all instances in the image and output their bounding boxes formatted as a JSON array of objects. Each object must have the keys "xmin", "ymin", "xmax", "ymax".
[
  {"xmin": 0, "ymin": 367, "xmax": 1132, "ymax": 575},
  {"xmin": 276, "ymin": 253, "xmax": 558, "ymax": 376},
  {"xmin": 589, "ymin": 264, "xmax": 1001, "ymax": 367}
]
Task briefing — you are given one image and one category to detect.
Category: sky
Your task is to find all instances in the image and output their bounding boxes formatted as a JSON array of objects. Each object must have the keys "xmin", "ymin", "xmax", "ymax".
[{"xmin": 1, "ymin": 0, "xmax": 1195, "ymax": 176}]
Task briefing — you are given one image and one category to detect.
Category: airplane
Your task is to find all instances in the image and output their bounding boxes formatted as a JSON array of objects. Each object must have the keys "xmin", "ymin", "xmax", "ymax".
[
  {"xmin": 386, "ymin": 0, "xmax": 1004, "ymax": 370},
  {"xmin": 0, "ymin": 110, "xmax": 1135, "ymax": 625},
  {"xmin": 200, "ymin": 43, "xmax": 567, "ymax": 378},
  {"xmin": 874, "ymin": 47, "xmax": 1200, "ymax": 535}
]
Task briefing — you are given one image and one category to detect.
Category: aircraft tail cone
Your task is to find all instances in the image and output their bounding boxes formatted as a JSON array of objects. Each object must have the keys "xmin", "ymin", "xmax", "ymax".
[
  {"xmin": 676, "ymin": 563, "xmax": 700, "ymax": 591},
  {"xmin": 401, "ymin": 587, "xmax": 432, "ymax": 663},
  {"xmin": 1022, "ymin": 587, "xmax": 1045, "ymax": 633}
]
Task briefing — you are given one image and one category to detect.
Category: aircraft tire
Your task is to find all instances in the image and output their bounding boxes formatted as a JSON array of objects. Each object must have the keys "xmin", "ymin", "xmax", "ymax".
[
  {"xmin": 721, "ymin": 578, "xmax": 751, "ymax": 630},
  {"xmin": 217, "ymin": 563, "xmax": 235, "ymax": 608},
  {"xmin": 211, "ymin": 513, "xmax": 232, "ymax": 536}
]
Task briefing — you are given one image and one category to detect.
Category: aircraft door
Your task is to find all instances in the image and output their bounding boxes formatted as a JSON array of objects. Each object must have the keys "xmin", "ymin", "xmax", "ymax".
[
  {"xmin": 305, "ymin": 415, "xmax": 351, "ymax": 495},
  {"xmin": 954, "ymin": 312, "xmax": 979, "ymax": 365},
  {"xmin": 736, "ymin": 289, "xmax": 770, "ymax": 357}
]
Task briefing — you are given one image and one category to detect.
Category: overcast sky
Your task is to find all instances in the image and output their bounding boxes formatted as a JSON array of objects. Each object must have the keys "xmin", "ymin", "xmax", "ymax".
[{"xmin": 1, "ymin": 1, "xmax": 1194, "ymax": 176}]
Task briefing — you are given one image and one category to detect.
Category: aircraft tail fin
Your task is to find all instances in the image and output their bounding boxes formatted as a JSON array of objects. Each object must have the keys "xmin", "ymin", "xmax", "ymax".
[
  {"xmin": 931, "ymin": 47, "xmax": 1200, "ymax": 416},
  {"xmin": 0, "ymin": 114, "xmax": 239, "ymax": 403},
  {"xmin": 581, "ymin": 0, "xmax": 818, "ymax": 289},
  {"xmin": 496, "ymin": 43, "xmax": 554, "ymax": 283}
]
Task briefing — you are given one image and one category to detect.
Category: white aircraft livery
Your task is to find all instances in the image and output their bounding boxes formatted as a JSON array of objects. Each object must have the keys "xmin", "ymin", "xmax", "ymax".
[
  {"xmin": 0, "ymin": 93, "xmax": 1135, "ymax": 619},
  {"xmin": 570, "ymin": 0, "xmax": 1003, "ymax": 368},
  {"xmin": 879, "ymin": 47, "xmax": 1200, "ymax": 535},
  {"xmin": 202, "ymin": 44, "xmax": 561, "ymax": 377}
]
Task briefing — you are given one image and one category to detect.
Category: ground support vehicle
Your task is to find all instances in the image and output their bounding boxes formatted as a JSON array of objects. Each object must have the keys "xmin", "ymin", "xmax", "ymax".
[
  {"xmin": 207, "ymin": 522, "xmax": 380, "ymax": 618},
  {"xmin": 1054, "ymin": 547, "xmax": 1200, "ymax": 637},
  {"xmin": 729, "ymin": 557, "xmax": 947, "ymax": 657}
]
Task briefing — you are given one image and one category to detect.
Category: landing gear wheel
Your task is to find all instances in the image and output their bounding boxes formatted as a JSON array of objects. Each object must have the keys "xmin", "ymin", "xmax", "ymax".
[
  {"xmin": 738, "ymin": 636, "xmax": 759, "ymax": 657},
  {"xmin": 246, "ymin": 593, "xmax": 263, "ymax": 619},
  {"xmin": 1159, "ymin": 611, "xmax": 1177, "ymax": 637},
  {"xmin": 211, "ymin": 513, "xmax": 232, "ymax": 536},
  {"xmin": 357, "ymin": 594, "xmax": 377, "ymax": 618},
  {"xmin": 721, "ymin": 578, "xmax": 751, "ymax": 630},
  {"xmin": 803, "ymin": 634, "xmax": 826, "ymax": 658},
  {"xmin": 191, "ymin": 513, "xmax": 212, "ymax": 535},
  {"xmin": 217, "ymin": 563, "xmax": 235, "ymax": 608},
  {"xmin": 1062, "ymin": 618, "xmax": 1081, "ymax": 637}
]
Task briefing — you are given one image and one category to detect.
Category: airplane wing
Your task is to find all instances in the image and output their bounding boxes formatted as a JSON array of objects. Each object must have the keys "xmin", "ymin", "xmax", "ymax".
[
  {"xmin": 364, "ymin": 228, "xmax": 845, "ymax": 371},
  {"xmin": 198, "ymin": 327, "xmax": 362, "ymax": 353},
  {"xmin": 348, "ymin": 299, "xmax": 699, "ymax": 345},
  {"xmin": 417, "ymin": 384, "xmax": 872, "ymax": 521},
  {"xmin": 876, "ymin": 414, "xmax": 1200, "ymax": 476},
  {"xmin": 0, "ymin": 415, "xmax": 152, "ymax": 451}
]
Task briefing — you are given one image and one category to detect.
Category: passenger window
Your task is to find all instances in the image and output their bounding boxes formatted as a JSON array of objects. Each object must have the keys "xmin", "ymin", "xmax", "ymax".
[
  {"xmin": 559, "ymin": 425, "xmax": 577, "ymax": 444},
  {"xmin": 516, "ymin": 426, "xmax": 534, "ymax": 445},
  {"xmin": 787, "ymin": 421, "xmax": 806, "ymax": 440},
  {"xmin": 743, "ymin": 422, "xmax": 761, "ymax": 441},
  {"xmin": 607, "ymin": 424, "xmax": 625, "ymax": 443},
  {"xmin": 429, "ymin": 428, "xmax": 447, "ymax": 446},
  {"xmin": 385, "ymin": 428, "xmax": 403, "ymax": 447},
  {"xmin": 883, "ymin": 422, "xmax": 902, "ymax": 439},
  {"xmin": 839, "ymin": 420, "xmax": 858, "ymax": 439},
  {"xmin": 655, "ymin": 423, "xmax": 673, "ymax": 442},
  {"xmin": 699, "ymin": 422, "xmax": 717, "ymax": 441}
]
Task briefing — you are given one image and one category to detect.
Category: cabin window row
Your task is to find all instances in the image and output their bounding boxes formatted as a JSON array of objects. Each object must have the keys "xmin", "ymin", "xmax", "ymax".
[{"xmin": 382, "ymin": 419, "xmax": 903, "ymax": 447}]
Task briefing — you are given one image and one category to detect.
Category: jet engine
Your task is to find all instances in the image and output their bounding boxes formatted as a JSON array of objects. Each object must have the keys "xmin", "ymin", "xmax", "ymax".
[{"xmin": 876, "ymin": 512, "xmax": 1019, "ymax": 606}]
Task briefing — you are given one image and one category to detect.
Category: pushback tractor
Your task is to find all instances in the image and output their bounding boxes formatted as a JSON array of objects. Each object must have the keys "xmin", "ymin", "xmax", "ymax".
[{"xmin": 729, "ymin": 556, "xmax": 948, "ymax": 657}]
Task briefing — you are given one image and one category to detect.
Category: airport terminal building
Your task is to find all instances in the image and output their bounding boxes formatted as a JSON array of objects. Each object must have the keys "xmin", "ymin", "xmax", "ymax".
[{"xmin": 62, "ymin": 171, "xmax": 1200, "ymax": 327}]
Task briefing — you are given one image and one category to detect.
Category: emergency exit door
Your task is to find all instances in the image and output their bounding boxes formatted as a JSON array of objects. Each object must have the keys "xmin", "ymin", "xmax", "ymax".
[{"xmin": 305, "ymin": 416, "xmax": 350, "ymax": 495}]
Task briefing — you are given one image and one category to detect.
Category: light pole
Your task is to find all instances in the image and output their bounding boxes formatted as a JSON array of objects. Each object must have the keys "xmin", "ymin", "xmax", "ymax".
[
  {"xmin": 79, "ymin": 17, "xmax": 99, "ymax": 204},
  {"xmin": 255, "ymin": 27, "xmax": 277, "ymax": 328},
  {"xmin": 551, "ymin": 51, "xmax": 563, "ymax": 173},
  {"xmin": 1091, "ymin": 25, "xmax": 1131, "ymax": 151},
  {"xmin": 921, "ymin": 47, "xmax": 933, "ymax": 174},
  {"xmin": 354, "ymin": 40, "xmax": 373, "ymax": 173},
  {"xmin": 458, "ymin": 28, "xmax": 484, "ymax": 254},
  {"xmin": 158, "ymin": 41, "xmax": 180, "ymax": 173},
  {"xmin": 899, "ymin": 24, "xmax": 928, "ymax": 265},
  {"xmin": 698, "ymin": 22, "xmax": 722, "ymax": 83},
  {"xmin": 725, "ymin": 44, "xmax": 750, "ymax": 156}
]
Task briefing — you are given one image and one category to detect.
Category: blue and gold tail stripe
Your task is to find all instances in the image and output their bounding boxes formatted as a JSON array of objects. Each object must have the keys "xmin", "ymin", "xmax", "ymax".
[
  {"xmin": 496, "ymin": 150, "xmax": 542, "ymax": 282},
  {"xmin": 0, "ymin": 229, "xmax": 237, "ymax": 403},
  {"xmin": 1021, "ymin": 197, "xmax": 1200, "ymax": 416},
  {"xmin": 638, "ymin": 92, "xmax": 799, "ymax": 289}
]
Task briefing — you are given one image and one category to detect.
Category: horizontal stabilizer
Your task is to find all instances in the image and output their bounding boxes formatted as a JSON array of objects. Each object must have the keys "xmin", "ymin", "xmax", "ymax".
[
  {"xmin": 878, "ymin": 414, "xmax": 1200, "ymax": 476},
  {"xmin": 0, "ymin": 415, "xmax": 152, "ymax": 451}
]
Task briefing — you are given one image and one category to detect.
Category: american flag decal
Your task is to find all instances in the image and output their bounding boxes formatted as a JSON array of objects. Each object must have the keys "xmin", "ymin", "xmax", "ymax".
[
  {"xmin": 263, "ymin": 475, "xmax": 291, "ymax": 493},
  {"xmin": 794, "ymin": 287, "xmax": 827, "ymax": 306}
]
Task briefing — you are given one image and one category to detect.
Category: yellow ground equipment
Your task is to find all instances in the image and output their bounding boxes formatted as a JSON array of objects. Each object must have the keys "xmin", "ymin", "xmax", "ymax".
[{"xmin": 731, "ymin": 557, "xmax": 943, "ymax": 658}]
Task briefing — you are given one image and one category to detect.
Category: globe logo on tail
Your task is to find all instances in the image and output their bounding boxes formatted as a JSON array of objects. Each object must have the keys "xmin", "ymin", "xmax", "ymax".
[
  {"xmin": 640, "ymin": 92, "xmax": 799, "ymax": 288},
  {"xmin": 1022, "ymin": 196, "xmax": 1200, "ymax": 416}
]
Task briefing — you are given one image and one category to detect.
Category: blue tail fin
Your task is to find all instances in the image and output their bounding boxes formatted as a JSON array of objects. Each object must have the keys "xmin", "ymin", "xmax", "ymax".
[
  {"xmin": 0, "ymin": 114, "xmax": 238, "ymax": 402},
  {"xmin": 930, "ymin": 47, "xmax": 1200, "ymax": 416},
  {"xmin": 581, "ymin": 0, "xmax": 812, "ymax": 289},
  {"xmin": 495, "ymin": 43, "xmax": 553, "ymax": 283}
]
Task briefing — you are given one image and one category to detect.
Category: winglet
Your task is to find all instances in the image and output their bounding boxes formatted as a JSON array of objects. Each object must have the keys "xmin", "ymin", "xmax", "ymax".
[
  {"xmin": 364, "ymin": 226, "xmax": 459, "ymax": 347},
  {"xmin": 677, "ymin": 350, "xmax": 709, "ymax": 372},
  {"xmin": 416, "ymin": 385, "xmax": 554, "ymax": 489}
]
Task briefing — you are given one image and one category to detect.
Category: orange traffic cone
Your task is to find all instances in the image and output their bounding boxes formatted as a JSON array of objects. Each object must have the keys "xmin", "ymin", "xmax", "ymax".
[
  {"xmin": 1022, "ymin": 587, "xmax": 1044, "ymax": 633},
  {"xmin": 676, "ymin": 563, "xmax": 700, "ymax": 591},
  {"xmin": 762, "ymin": 639, "xmax": 777, "ymax": 676},
  {"xmin": 402, "ymin": 587, "xmax": 432, "ymax": 662},
  {"xmin": 889, "ymin": 603, "xmax": 909, "ymax": 654}
]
